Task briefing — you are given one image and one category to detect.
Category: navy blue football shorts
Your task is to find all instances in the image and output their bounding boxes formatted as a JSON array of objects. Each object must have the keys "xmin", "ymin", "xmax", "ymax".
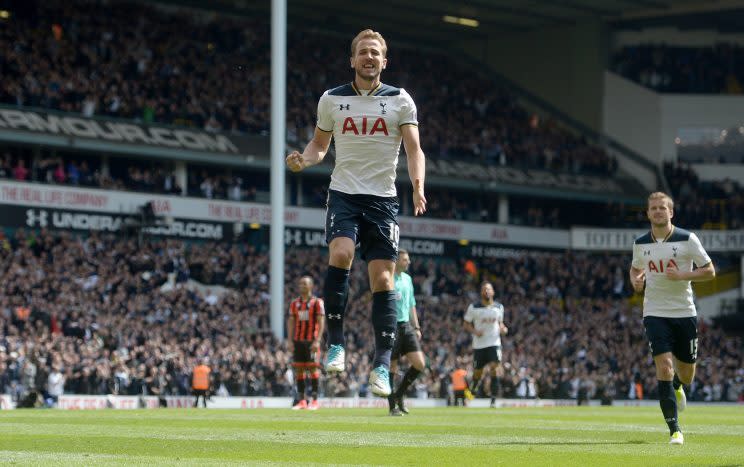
[
  {"xmin": 643, "ymin": 316, "xmax": 698, "ymax": 364},
  {"xmin": 325, "ymin": 189, "xmax": 399, "ymax": 262}
]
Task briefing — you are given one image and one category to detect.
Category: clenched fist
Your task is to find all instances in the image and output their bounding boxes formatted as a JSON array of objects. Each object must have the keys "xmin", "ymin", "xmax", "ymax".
[{"xmin": 286, "ymin": 151, "xmax": 305, "ymax": 172}]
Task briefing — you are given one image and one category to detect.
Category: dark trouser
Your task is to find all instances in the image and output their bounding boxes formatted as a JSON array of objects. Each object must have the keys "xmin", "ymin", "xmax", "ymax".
[
  {"xmin": 193, "ymin": 389, "xmax": 208, "ymax": 407},
  {"xmin": 454, "ymin": 390, "xmax": 466, "ymax": 406}
]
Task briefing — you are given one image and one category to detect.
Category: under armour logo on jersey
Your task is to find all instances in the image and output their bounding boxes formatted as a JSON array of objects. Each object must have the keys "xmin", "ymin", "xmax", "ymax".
[
  {"xmin": 328, "ymin": 314, "xmax": 341, "ymax": 320},
  {"xmin": 672, "ymin": 246, "xmax": 678, "ymax": 257},
  {"xmin": 381, "ymin": 331, "xmax": 395, "ymax": 340},
  {"xmin": 339, "ymin": 104, "xmax": 350, "ymax": 111},
  {"xmin": 643, "ymin": 250, "xmax": 651, "ymax": 256},
  {"xmin": 379, "ymin": 102, "xmax": 387, "ymax": 114}
]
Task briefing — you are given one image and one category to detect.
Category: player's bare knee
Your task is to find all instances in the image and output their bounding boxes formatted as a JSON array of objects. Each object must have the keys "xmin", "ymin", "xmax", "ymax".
[
  {"xmin": 370, "ymin": 270, "xmax": 394, "ymax": 292},
  {"xmin": 409, "ymin": 352, "xmax": 425, "ymax": 371},
  {"xmin": 328, "ymin": 247, "xmax": 354, "ymax": 269},
  {"xmin": 677, "ymin": 365, "xmax": 695, "ymax": 384},
  {"xmin": 656, "ymin": 362, "xmax": 674, "ymax": 380}
]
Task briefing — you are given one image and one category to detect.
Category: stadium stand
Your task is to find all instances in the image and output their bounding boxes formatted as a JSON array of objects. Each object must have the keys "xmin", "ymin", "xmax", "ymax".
[
  {"xmin": 1, "ymin": 231, "xmax": 741, "ymax": 403},
  {"xmin": 611, "ymin": 43, "xmax": 744, "ymax": 94},
  {"xmin": 0, "ymin": 0, "xmax": 617, "ymax": 173},
  {"xmin": 0, "ymin": 0, "xmax": 741, "ymax": 411}
]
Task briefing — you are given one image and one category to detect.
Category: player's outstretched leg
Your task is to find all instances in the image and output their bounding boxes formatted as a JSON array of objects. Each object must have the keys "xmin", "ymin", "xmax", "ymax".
[
  {"xmin": 324, "ymin": 265, "xmax": 350, "ymax": 373},
  {"xmin": 368, "ymin": 290, "xmax": 397, "ymax": 397}
]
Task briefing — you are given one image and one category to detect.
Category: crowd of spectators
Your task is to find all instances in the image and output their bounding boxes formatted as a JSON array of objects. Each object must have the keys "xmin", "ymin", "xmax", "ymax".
[
  {"xmin": 0, "ymin": 0, "xmax": 616, "ymax": 175},
  {"xmin": 0, "ymin": 148, "xmax": 182, "ymax": 195},
  {"xmin": 596, "ymin": 162, "xmax": 744, "ymax": 230},
  {"xmin": 0, "ymin": 148, "xmax": 266, "ymax": 202},
  {"xmin": 3, "ymin": 146, "xmax": 742, "ymax": 230},
  {"xmin": 611, "ymin": 43, "xmax": 744, "ymax": 94},
  {"xmin": 1, "ymin": 229, "xmax": 742, "ymax": 406},
  {"xmin": 662, "ymin": 162, "xmax": 744, "ymax": 230}
]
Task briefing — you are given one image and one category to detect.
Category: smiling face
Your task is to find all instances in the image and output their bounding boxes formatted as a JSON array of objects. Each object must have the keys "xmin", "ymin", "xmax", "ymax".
[{"xmin": 350, "ymin": 37, "xmax": 387, "ymax": 86}]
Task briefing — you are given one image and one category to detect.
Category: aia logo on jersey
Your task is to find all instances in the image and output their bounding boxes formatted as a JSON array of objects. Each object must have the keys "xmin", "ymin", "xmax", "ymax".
[
  {"xmin": 298, "ymin": 310, "xmax": 309, "ymax": 321},
  {"xmin": 648, "ymin": 259, "xmax": 678, "ymax": 273},
  {"xmin": 341, "ymin": 117, "xmax": 389, "ymax": 136},
  {"xmin": 481, "ymin": 317, "xmax": 498, "ymax": 324}
]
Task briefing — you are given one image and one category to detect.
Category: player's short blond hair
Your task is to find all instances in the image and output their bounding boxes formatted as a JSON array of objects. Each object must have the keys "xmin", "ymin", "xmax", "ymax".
[
  {"xmin": 647, "ymin": 191, "xmax": 674, "ymax": 210},
  {"xmin": 351, "ymin": 29, "xmax": 387, "ymax": 57}
]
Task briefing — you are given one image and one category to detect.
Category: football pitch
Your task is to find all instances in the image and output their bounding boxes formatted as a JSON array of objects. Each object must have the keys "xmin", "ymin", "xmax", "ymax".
[{"xmin": 0, "ymin": 406, "xmax": 742, "ymax": 465}]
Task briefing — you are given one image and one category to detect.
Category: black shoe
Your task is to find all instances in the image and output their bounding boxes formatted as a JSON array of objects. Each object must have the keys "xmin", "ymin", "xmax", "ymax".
[
  {"xmin": 389, "ymin": 407, "xmax": 404, "ymax": 417},
  {"xmin": 387, "ymin": 394, "xmax": 396, "ymax": 412},
  {"xmin": 397, "ymin": 395, "xmax": 409, "ymax": 415}
]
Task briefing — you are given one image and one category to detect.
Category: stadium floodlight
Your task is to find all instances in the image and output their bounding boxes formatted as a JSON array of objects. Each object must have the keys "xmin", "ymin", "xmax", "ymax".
[{"xmin": 442, "ymin": 15, "xmax": 479, "ymax": 28}]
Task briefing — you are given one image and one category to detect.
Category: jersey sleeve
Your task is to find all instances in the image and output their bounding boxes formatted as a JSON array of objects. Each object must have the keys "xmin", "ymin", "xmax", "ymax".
[
  {"xmin": 399, "ymin": 89, "xmax": 418, "ymax": 127},
  {"xmin": 316, "ymin": 92, "xmax": 334, "ymax": 132},
  {"xmin": 689, "ymin": 233, "xmax": 712, "ymax": 267},
  {"xmin": 316, "ymin": 298, "xmax": 325, "ymax": 316},
  {"xmin": 463, "ymin": 304, "xmax": 474, "ymax": 323},
  {"xmin": 631, "ymin": 243, "xmax": 644, "ymax": 269}
]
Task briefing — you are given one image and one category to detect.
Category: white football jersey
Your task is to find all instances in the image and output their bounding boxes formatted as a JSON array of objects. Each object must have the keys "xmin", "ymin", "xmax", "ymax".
[
  {"xmin": 631, "ymin": 227, "xmax": 712, "ymax": 318},
  {"xmin": 316, "ymin": 82, "xmax": 418, "ymax": 197},
  {"xmin": 464, "ymin": 301, "xmax": 505, "ymax": 350}
]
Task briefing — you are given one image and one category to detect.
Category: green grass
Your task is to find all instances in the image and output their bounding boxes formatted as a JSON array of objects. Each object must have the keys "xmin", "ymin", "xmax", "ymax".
[{"xmin": 1, "ymin": 406, "xmax": 743, "ymax": 465}]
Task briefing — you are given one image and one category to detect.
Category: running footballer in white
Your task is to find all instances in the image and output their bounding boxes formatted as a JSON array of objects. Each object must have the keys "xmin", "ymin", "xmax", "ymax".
[
  {"xmin": 464, "ymin": 281, "xmax": 508, "ymax": 407},
  {"xmin": 630, "ymin": 192, "xmax": 715, "ymax": 445},
  {"xmin": 286, "ymin": 29, "xmax": 427, "ymax": 398}
]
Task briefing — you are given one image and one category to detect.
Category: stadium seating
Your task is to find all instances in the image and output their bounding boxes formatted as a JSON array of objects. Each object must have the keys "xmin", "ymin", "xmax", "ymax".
[
  {"xmin": 1, "ymin": 231, "xmax": 741, "ymax": 403},
  {"xmin": 611, "ymin": 43, "xmax": 744, "ymax": 94},
  {"xmin": 1, "ymin": 0, "xmax": 616, "ymax": 172}
]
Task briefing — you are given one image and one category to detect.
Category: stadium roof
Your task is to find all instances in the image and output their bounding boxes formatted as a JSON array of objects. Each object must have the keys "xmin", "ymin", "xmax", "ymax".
[{"xmin": 165, "ymin": 0, "xmax": 744, "ymax": 46}]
